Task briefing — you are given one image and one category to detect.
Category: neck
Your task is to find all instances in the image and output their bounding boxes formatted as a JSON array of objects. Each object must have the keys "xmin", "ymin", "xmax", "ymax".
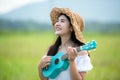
[{"xmin": 60, "ymin": 34, "xmax": 71, "ymax": 46}]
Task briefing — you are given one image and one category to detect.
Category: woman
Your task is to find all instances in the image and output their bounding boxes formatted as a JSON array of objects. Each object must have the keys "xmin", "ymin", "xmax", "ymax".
[{"xmin": 38, "ymin": 7, "xmax": 93, "ymax": 80}]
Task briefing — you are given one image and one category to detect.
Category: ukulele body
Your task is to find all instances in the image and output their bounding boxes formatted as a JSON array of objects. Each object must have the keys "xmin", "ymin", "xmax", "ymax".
[{"xmin": 42, "ymin": 52, "xmax": 69, "ymax": 79}]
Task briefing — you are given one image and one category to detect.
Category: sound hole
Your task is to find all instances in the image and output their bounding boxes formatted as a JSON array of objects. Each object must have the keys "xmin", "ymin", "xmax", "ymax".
[{"xmin": 55, "ymin": 58, "xmax": 59, "ymax": 65}]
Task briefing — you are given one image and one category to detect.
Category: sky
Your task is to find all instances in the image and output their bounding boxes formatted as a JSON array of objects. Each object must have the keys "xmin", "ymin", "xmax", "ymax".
[
  {"xmin": 0, "ymin": 0, "xmax": 120, "ymax": 22},
  {"xmin": 0, "ymin": 0, "xmax": 47, "ymax": 14}
]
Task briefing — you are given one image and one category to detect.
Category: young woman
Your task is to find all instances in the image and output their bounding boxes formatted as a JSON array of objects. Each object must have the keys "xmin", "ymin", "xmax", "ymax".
[{"xmin": 38, "ymin": 7, "xmax": 93, "ymax": 80}]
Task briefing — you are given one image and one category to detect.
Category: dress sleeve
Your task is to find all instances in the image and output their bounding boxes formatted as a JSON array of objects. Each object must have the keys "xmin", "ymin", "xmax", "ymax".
[{"xmin": 75, "ymin": 55, "xmax": 93, "ymax": 72}]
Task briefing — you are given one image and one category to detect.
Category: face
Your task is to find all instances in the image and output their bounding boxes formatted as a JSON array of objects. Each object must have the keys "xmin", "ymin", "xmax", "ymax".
[{"xmin": 54, "ymin": 15, "xmax": 72, "ymax": 36}]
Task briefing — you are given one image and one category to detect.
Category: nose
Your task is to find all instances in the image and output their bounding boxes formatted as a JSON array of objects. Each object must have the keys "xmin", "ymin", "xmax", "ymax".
[{"xmin": 55, "ymin": 21, "xmax": 60, "ymax": 27}]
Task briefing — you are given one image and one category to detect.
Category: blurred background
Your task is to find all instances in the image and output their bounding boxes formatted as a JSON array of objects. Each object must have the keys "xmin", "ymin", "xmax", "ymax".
[{"xmin": 0, "ymin": 0, "xmax": 120, "ymax": 80}]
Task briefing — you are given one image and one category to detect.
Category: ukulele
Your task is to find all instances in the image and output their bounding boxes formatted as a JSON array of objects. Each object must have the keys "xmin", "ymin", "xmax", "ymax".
[{"xmin": 42, "ymin": 40, "xmax": 97, "ymax": 79}]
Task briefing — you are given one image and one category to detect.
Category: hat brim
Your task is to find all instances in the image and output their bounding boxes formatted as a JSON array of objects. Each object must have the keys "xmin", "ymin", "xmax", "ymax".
[{"xmin": 50, "ymin": 7, "xmax": 85, "ymax": 43}]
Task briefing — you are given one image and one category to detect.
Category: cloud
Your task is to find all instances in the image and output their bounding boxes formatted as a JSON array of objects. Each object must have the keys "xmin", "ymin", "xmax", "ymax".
[{"xmin": 0, "ymin": 0, "xmax": 47, "ymax": 14}]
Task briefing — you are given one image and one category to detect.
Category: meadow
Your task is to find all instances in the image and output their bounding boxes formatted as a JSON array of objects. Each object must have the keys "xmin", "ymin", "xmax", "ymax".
[{"xmin": 0, "ymin": 32, "xmax": 120, "ymax": 80}]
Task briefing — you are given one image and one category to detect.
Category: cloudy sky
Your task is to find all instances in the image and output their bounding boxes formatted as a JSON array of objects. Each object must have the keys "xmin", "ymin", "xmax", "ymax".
[{"xmin": 0, "ymin": 0, "xmax": 47, "ymax": 14}]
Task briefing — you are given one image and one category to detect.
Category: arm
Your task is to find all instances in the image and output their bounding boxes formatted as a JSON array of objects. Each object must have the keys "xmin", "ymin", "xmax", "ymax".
[
  {"xmin": 69, "ymin": 61, "xmax": 86, "ymax": 80},
  {"xmin": 80, "ymin": 72, "xmax": 86, "ymax": 80},
  {"xmin": 68, "ymin": 47, "xmax": 88, "ymax": 80},
  {"xmin": 70, "ymin": 61, "xmax": 82, "ymax": 80}
]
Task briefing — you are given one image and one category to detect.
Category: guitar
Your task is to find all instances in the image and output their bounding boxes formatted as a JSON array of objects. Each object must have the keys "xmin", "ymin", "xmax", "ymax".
[{"xmin": 42, "ymin": 40, "xmax": 97, "ymax": 79}]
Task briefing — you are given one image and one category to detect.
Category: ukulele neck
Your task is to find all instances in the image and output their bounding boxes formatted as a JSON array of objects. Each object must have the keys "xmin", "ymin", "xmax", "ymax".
[
  {"xmin": 61, "ymin": 40, "xmax": 97, "ymax": 60},
  {"xmin": 61, "ymin": 47, "xmax": 81, "ymax": 60}
]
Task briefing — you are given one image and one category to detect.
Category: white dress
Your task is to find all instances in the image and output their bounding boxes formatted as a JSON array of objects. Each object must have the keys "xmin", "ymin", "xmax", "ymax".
[{"xmin": 49, "ymin": 54, "xmax": 93, "ymax": 80}]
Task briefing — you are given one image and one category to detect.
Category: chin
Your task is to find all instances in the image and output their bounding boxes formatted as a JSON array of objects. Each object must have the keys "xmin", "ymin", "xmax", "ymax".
[{"xmin": 55, "ymin": 32, "xmax": 62, "ymax": 36}]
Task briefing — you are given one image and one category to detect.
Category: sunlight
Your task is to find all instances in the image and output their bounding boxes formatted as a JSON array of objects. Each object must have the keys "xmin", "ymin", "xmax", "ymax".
[{"xmin": 0, "ymin": 0, "xmax": 48, "ymax": 14}]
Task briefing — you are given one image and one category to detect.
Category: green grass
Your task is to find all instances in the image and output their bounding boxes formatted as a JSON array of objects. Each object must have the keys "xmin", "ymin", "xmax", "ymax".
[{"xmin": 0, "ymin": 32, "xmax": 120, "ymax": 80}]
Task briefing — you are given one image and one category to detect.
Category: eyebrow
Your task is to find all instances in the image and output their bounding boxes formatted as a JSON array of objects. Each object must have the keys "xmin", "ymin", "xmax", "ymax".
[{"xmin": 58, "ymin": 18, "xmax": 66, "ymax": 21}]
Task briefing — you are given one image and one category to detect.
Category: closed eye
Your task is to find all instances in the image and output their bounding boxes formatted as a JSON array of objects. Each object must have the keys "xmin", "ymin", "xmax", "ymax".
[
  {"xmin": 56, "ymin": 19, "xmax": 66, "ymax": 23},
  {"xmin": 61, "ymin": 20, "xmax": 64, "ymax": 22},
  {"xmin": 60, "ymin": 19, "xmax": 65, "ymax": 22}
]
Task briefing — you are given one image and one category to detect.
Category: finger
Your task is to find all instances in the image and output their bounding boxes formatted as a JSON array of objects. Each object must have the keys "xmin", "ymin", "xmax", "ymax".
[
  {"xmin": 42, "ymin": 60, "xmax": 51, "ymax": 68},
  {"xmin": 68, "ymin": 48, "xmax": 74, "ymax": 60},
  {"xmin": 67, "ymin": 48, "xmax": 71, "ymax": 60},
  {"xmin": 67, "ymin": 47, "xmax": 77, "ymax": 61},
  {"xmin": 46, "ymin": 59, "xmax": 51, "ymax": 64},
  {"xmin": 44, "ymin": 56, "xmax": 51, "ymax": 60},
  {"xmin": 41, "ymin": 57, "xmax": 51, "ymax": 66},
  {"xmin": 68, "ymin": 47, "xmax": 73, "ymax": 54},
  {"xmin": 69, "ymin": 48, "xmax": 75, "ymax": 57},
  {"xmin": 67, "ymin": 49, "xmax": 71, "ymax": 60},
  {"xmin": 44, "ymin": 62, "xmax": 50, "ymax": 67},
  {"xmin": 68, "ymin": 54, "xmax": 70, "ymax": 60},
  {"xmin": 43, "ymin": 56, "xmax": 51, "ymax": 62},
  {"xmin": 73, "ymin": 48, "xmax": 78, "ymax": 57}
]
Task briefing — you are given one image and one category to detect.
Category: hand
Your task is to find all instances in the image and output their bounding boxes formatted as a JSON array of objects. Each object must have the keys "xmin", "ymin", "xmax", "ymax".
[
  {"xmin": 38, "ymin": 55, "xmax": 51, "ymax": 69},
  {"xmin": 67, "ymin": 47, "xmax": 77, "ymax": 62}
]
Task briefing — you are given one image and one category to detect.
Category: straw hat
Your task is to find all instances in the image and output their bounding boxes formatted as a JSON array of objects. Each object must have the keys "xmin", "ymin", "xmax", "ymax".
[{"xmin": 50, "ymin": 7, "xmax": 85, "ymax": 43}]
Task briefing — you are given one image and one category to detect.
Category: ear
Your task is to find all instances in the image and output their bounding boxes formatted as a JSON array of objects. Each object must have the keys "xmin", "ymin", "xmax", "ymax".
[{"xmin": 70, "ymin": 26, "xmax": 73, "ymax": 32}]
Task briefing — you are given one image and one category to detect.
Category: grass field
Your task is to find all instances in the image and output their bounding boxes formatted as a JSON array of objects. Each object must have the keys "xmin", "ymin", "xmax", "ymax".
[{"xmin": 0, "ymin": 32, "xmax": 120, "ymax": 80}]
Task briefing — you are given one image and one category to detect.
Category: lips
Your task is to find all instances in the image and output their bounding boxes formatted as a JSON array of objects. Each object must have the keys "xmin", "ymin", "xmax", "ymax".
[{"xmin": 55, "ymin": 27, "xmax": 62, "ymax": 31}]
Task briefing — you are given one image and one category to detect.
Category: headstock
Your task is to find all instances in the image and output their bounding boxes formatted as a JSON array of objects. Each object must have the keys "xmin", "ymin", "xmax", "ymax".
[{"xmin": 81, "ymin": 40, "xmax": 97, "ymax": 51}]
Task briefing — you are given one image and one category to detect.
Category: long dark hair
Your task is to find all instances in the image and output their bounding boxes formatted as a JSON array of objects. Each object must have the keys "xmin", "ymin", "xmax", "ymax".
[
  {"xmin": 47, "ymin": 31, "xmax": 84, "ymax": 56},
  {"xmin": 47, "ymin": 13, "xmax": 90, "ymax": 56}
]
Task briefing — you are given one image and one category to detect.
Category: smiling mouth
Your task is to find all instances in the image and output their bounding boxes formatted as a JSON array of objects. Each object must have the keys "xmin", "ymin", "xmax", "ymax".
[{"xmin": 56, "ymin": 27, "xmax": 62, "ymax": 31}]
